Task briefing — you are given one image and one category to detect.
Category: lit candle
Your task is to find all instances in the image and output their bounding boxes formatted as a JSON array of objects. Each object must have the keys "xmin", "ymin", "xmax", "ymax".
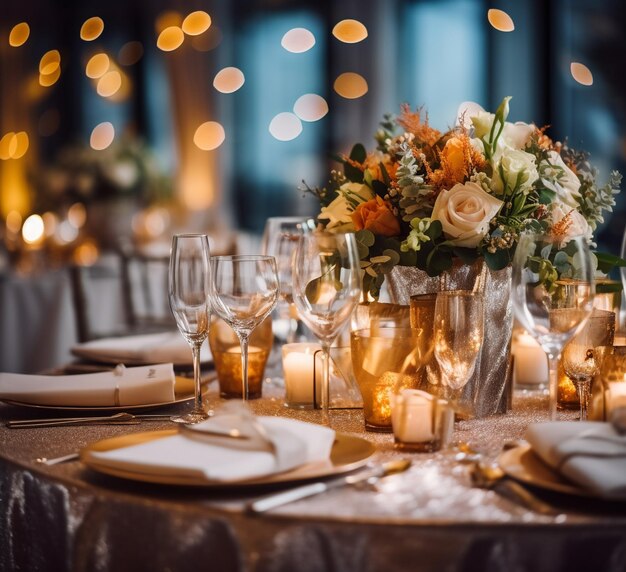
[
  {"xmin": 282, "ymin": 343, "xmax": 320, "ymax": 408},
  {"xmin": 513, "ymin": 332, "xmax": 548, "ymax": 386},
  {"xmin": 607, "ymin": 378, "xmax": 626, "ymax": 415},
  {"xmin": 391, "ymin": 389, "xmax": 434, "ymax": 443}
]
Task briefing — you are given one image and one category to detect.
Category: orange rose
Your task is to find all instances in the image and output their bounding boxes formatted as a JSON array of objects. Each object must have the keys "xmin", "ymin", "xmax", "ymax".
[
  {"xmin": 440, "ymin": 137, "xmax": 467, "ymax": 183},
  {"xmin": 351, "ymin": 196, "xmax": 401, "ymax": 237}
]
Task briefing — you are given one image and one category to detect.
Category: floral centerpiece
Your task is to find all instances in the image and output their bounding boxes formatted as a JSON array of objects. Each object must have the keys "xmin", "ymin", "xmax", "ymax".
[{"xmin": 303, "ymin": 96, "xmax": 622, "ymax": 298}]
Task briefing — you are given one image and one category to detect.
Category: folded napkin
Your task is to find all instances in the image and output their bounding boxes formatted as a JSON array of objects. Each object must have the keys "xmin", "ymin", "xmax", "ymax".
[
  {"xmin": 72, "ymin": 331, "xmax": 211, "ymax": 366},
  {"xmin": 0, "ymin": 364, "xmax": 175, "ymax": 407},
  {"xmin": 525, "ymin": 421, "xmax": 626, "ymax": 498},
  {"xmin": 89, "ymin": 403, "xmax": 336, "ymax": 482}
]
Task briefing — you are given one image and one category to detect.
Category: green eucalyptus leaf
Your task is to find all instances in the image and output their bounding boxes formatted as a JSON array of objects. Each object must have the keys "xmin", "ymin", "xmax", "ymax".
[
  {"xmin": 305, "ymin": 277, "xmax": 322, "ymax": 304},
  {"xmin": 538, "ymin": 189, "xmax": 556, "ymax": 205},
  {"xmin": 355, "ymin": 229, "xmax": 375, "ymax": 247},
  {"xmin": 596, "ymin": 252, "xmax": 626, "ymax": 274},
  {"xmin": 483, "ymin": 247, "xmax": 513, "ymax": 271}
]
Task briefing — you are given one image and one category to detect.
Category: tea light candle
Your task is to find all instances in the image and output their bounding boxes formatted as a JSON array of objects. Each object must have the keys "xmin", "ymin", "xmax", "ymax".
[
  {"xmin": 282, "ymin": 343, "xmax": 321, "ymax": 407},
  {"xmin": 391, "ymin": 389, "xmax": 435, "ymax": 443},
  {"xmin": 607, "ymin": 378, "xmax": 626, "ymax": 414},
  {"xmin": 513, "ymin": 332, "xmax": 548, "ymax": 386}
]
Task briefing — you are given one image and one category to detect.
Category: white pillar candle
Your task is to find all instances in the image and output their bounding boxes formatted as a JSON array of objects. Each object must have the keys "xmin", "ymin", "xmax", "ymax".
[
  {"xmin": 391, "ymin": 389, "xmax": 435, "ymax": 443},
  {"xmin": 282, "ymin": 343, "xmax": 321, "ymax": 407},
  {"xmin": 607, "ymin": 378, "xmax": 626, "ymax": 415},
  {"xmin": 513, "ymin": 332, "xmax": 548, "ymax": 386}
]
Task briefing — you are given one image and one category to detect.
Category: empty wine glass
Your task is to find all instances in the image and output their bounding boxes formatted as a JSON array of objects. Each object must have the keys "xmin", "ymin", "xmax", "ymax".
[
  {"xmin": 433, "ymin": 291, "xmax": 484, "ymax": 411},
  {"xmin": 512, "ymin": 232, "xmax": 595, "ymax": 420},
  {"xmin": 168, "ymin": 234, "xmax": 212, "ymax": 424},
  {"xmin": 209, "ymin": 255, "xmax": 279, "ymax": 401},
  {"xmin": 292, "ymin": 231, "xmax": 361, "ymax": 422},
  {"xmin": 562, "ymin": 309, "xmax": 616, "ymax": 420}
]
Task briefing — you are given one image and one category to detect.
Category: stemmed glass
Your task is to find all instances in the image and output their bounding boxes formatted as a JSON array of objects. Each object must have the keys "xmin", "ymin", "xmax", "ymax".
[
  {"xmin": 292, "ymin": 231, "xmax": 361, "ymax": 422},
  {"xmin": 209, "ymin": 255, "xmax": 279, "ymax": 401},
  {"xmin": 562, "ymin": 309, "xmax": 616, "ymax": 420},
  {"xmin": 512, "ymin": 233, "xmax": 595, "ymax": 421},
  {"xmin": 433, "ymin": 291, "xmax": 484, "ymax": 411},
  {"xmin": 168, "ymin": 234, "xmax": 212, "ymax": 424}
]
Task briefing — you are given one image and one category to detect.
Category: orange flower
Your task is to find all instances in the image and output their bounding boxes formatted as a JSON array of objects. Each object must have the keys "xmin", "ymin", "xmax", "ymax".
[
  {"xmin": 440, "ymin": 137, "xmax": 466, "ymax": 183},
  {"xmin": 351, "ymin": 196, "xmax": 401, "ymax": 237}
]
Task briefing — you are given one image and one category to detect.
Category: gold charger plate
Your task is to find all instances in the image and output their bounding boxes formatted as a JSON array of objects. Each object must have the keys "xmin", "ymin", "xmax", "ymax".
[
  {"xmin": 1, "ymin": 376, "xmax": 200, "ymax": 413},
  {"xmin": 499, "ymin": 444, "xmax": 590, "ymax": 498},
  {"xmin": 80, "ymin": 430, "xmax": 376, "ymax": 488}
]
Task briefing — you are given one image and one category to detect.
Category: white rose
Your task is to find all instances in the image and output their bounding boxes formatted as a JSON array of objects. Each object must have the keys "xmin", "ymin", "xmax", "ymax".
[
  {"xmin": 432, "ymin": 182, "xmax": 504, "ymax": 248},
  {"xmin": 318, "ymin": 182, "xmax": 374, "ymax": 231},
  {"xmin": 550, "ymin": 203, "xmax": 592, "ymax": 241},
  {"xmin": 540, "ymin": 151, "xmax": 582, "ymax": 209},
  {"xmin": 493, "ymin": 149, "xmax": 539, "ymax": 194}
]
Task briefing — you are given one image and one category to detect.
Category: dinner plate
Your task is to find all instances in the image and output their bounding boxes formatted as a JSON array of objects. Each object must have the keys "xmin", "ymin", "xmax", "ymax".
[
  {"xmin": 1, "ymin": 376, "xmax": 207, "ymax": 413},
  {"xmin": 80, "ymin": 430, "xmax": 376, "ymax": 488},
  {"xmin": 498, "ymin": 444, "xmax": 589, "ymax": 498}
]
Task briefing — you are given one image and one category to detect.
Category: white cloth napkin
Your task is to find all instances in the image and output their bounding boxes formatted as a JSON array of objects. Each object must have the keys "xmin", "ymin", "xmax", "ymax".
[
  {"xmin": 89, "ymin": 403, "xmax": 336, "ymax": 482},
  {"xmin": 71, "ymin": 331, "xmax": 211, "ymax": 365},
  {"xmin": 525, "ymin": 421, "xmax": 626, "ymax": 498},
  {"xmin": 0, "ymin": 364, "xmax": 176, "ymax": 406}
]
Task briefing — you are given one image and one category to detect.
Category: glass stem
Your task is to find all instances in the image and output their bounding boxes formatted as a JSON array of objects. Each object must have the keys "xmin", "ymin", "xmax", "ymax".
[
  {"xmin": 575, "ymin": 378, "xmax": 590, "ymax": 421},
  {"xmin": 286, "ymin": 303, "xmax": 298, "ymax": 344},
  {"xmin": 547, "ymin": 351, "xmax": 560, "ymax": 422},
  {"xmin": 191, "ymin": 341, "xmax": 203, "ymax": 414},
  {"xmin": 320, "ymin": 343, "xmax": 331, "ymax": 426},
  {"xmin": 239, "ymin": 333, "xmax": 250, "ymax": 402}
]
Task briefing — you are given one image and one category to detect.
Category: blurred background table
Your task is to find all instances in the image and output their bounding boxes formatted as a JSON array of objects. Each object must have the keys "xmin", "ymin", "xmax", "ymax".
[{"xmin": 2, "ymin": 389, "xmax": 626, "ymax": 572}]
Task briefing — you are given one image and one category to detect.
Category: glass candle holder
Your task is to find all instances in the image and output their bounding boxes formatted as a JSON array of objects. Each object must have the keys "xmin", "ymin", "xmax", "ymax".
[
  {"xmin": 282, "ymin": 342, "xmax": 320, "ymax": 408},
  {"xmin": 391, "ymin": 389, "xmax": 454, "ymax": 452},
  {"xmin": 351, "ymin": 327, "xmax": 425, "ymax": 432},
  {"xmin": 208, "ymin": 315, "xmax": 273, "ymax": 399},
  {"xmin": 589, "ymin": 346, "xmax": 626, "ymax": 421}
]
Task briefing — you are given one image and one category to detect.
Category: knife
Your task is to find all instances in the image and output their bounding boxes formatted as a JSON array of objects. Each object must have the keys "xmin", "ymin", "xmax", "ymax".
[{"xmin": 247, "ymin": 459, "xmax": 411, "ymax": 514}]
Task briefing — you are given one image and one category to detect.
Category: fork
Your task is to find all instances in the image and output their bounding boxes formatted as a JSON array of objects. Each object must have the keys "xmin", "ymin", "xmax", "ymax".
[{"xmin": 7, "ymin": 412, "xmax": 173, "ymax": 428}]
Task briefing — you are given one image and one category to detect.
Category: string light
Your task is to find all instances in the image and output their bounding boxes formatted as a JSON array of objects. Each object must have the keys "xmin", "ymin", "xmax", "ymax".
[
  {"xmin": 80, "ymin": 17, "xmax": 104, "ymax": 41},
  {"xmin": 293, "ymin": 94, "xmax": 328, "ymax": 122},
  {"xmin": 193, "ymin": 121, "xmax": 225, "ymax": 150},
  {"xmin": 487, "ymin": 9, "xmax": 515, "ymax": 32},
  {"xmin": 213, "ymin": 67, "xmax": 245, "ymax": 93},
  {"xmin": 9, "ymin": 22, "xmax": 30, "ymax": 47},
  {"xmin": 332, "ymin": 19, "xmax": 368, "ymax": 43},
  {"xmin": 269, "ymin": 112, "xmax": 302, "ymax": 141},
  {"xmin": 333, "ymin": 72, "xmax": 368, "ymax": 99},
  {"xmin": 182, "ymin": 11, "xmax": 212, "ymax": 36},
  {"xmin": 281, "ymin": 28, "xmax": 315, "ymax": 53}
]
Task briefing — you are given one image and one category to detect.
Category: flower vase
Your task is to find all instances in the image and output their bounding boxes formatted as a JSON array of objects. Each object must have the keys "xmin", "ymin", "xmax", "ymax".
[{"xmin": 387, "ymin": 259, "xmax": 513, "ymax": 418}]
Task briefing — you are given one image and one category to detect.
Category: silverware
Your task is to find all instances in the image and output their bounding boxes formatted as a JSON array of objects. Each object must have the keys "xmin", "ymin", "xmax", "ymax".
[
  {"xmin": 35, "ymin": 453, "xmax": 80, "ymax": 465},
  {"xmin": 469, "ymin": 460, "xmax": 561, "ymax": 516},
  {"xmin": 247, "ymin": 458, "xmax": 412, "ymax": 514},
  {"xmin": 7, "ymin": 412, "xmax": 173, "ymax": 429}
]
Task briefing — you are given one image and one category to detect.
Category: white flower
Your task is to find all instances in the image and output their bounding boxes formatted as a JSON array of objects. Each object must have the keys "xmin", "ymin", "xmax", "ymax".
[
  {"xmin": 493, "ymin": 149, "xmax": 539, "ymax": 195},
  {"xmin": 550, "ymin": 203, "xmax": 592, "ymax": 241},
  {"xmin": 540, "ymin": 151, "xmax": 582, "ymax": 209},
  {"xmin": 318, "ymin": 182, "xmax": 374, "ymax": 231},
  {"xmin": 432, "ymin": 182, "xmax": 504, "ymax": 248}
]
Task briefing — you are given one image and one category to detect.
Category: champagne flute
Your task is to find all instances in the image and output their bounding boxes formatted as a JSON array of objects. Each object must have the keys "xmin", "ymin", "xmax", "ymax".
[
  {"xmin": 512, "ymin": 233, "xmax": 595, "ymax": 421},
  {"xmin": 292, "ymin": 232, "xmax": 361, "ymax": 422},
  {"xmin": 168, "ymin": 234, "xmax": 212, "ymax": 424},
  {"xmin": 433, "ymin": 291, "xmax": 484, "ymax": 412},
  {"xmin": 209, "ymin": 255, "xmax": 279, "ymax": 401},
  {"xmin": 562, "ymin": 309, "xmax": 615, "ymax": 420}
]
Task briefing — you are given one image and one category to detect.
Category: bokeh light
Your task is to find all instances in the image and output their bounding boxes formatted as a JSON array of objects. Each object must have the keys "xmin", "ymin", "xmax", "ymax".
[
  {"xmin": 6, "ymin": 211, "xmax": 22, "ymax": 234},
  {"xmin": 68, "ymin": 203, "xmax": 87, "ymax": 229},
  {"xmin": 39, "ymin": 66, "xmax": 61, "ymax": 87},
  {"xmin": 213, "ymin": 67, "xmax": 245, "ymax": 93},
  {"xmin": 157, "ymin": 26, "xmax": 185, "ymax": 51},
  {"xmin": 22, "ymin": 214, "xmax": 44, "ymax": 244},
  {"xmin": 39, "ymin": 50, "xmax": 61, "ymax": 75},
  {"xmin": 86, "ymin": 53, "xmax": 110, "ymax": 79},
  {"xmin": 182, "ymin": 11, "xmax": 212, "ymax": 36},
  {"xmin": 332, "ymin": 19, "xmax": 368, "ymax": 43},
  {"xmin": 42, "ymin": 212, "xmax": 58, "ymax": 237},
  {"xmin": 73, "ymin": 240, "xmax": 100, "ymax": 266},
  {"xmin": 333, "ymin": 72, "xmax": 368, "ymax": 99},
  {"xmin": 9, "ymin": 22, "xmax": 30, "ymax": 47},
  {"xmin": 570, "ymin": 62, "xmax": 593, "ymax": 86},
  {"xmin": 191, "ymin": 26, "xmax": 222, "ymax": 51},
  {"xmin": 269, "ymin": 112, "xmax": 303, "ymax": 141},
  {"xmin": 0, "ymin": 133, "xmax": 14, "ymax": 160},
  {"xmin": 119, "ymin": 41, "xmax": 144, "ymax": 66},
  {"xmin": 293, "ymin": 94, "xmax": 328, "ymax": 122},
  {"xmin": 90, "ymin": 122, "xmax": 115, "ymax": 150},
  {"xmin": 281, "ymin": 28, "xmax": 315, "ymax": 53},
  {"xmin": 193, "ymin": 121, "xmax": 225, "ymax": 150},
  {"xmin": 97, "ymin": 71, "xmax": 122, "ymax": 97},
  {"xmin": 155, "ymin": 11, "xmax": 182, "ymax": 34},
  {"xmin": 80, "ymin": 17, "xmax": 104, "ymax": 41},
  {"xmin": 487, "ymin": 9, "xmax": 515, "ymax": 32},
  {"xmin": 11, "ymin": 132, "xmax": 29, "ymax": 159},
  {"xmin": 57, "ymin": 220, "xmax": 79, "ymax": 244}
]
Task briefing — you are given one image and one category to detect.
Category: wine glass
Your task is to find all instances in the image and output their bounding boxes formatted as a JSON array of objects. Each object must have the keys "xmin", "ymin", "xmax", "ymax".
[
  {"xmin": 433, "ymin": 291, "xmax": 484, "ymax": 411},
  {"xmin": 209, "ymin": 255, "xmax": 279, "ymax": 401},
  {"xmin": 168, "ymin": 234, "xmax": 212, "ymax": 424},
  {"xmin": 562, "ymin": 309, "xmax": 616, "ymax": 420},
  {"xmin": 512, "ymin": 232, "xmax": 595, "ymax": 421},
  {"xmin": 292, "ymin": 231, "xmax": 361, "ymax": 422}
]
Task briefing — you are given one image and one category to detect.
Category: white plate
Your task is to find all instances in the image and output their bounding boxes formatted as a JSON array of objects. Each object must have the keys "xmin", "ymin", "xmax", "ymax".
[
  {"xmin": 81, "ymin": 430, "xmax": 376, "ymax": 488},
  {"xmin": 1, "ymin": 376, "xmax": 209, "ymax": 413},
  {"xmin": 499, "ymin": 444, "xmax": 594, "ymax": 498}
]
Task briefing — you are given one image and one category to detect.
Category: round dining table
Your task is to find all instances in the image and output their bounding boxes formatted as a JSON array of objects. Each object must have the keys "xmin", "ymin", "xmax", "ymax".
[{"xmin": 2, "ymin": 385, "xmax": 626, "ymax": 572}]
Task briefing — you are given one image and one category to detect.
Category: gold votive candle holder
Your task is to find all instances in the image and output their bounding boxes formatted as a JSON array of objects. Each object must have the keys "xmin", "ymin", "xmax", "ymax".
[
  {"xmin": 351, "ymin": 327, "xmax": 423, "ymax": 432},
  {"xmin": 589, "ymin": 346, "xmax": 626, "ymax": 421},
  {"xmin": 208, "ymin": 315, "xmax": 273, "ymax": 399}
]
